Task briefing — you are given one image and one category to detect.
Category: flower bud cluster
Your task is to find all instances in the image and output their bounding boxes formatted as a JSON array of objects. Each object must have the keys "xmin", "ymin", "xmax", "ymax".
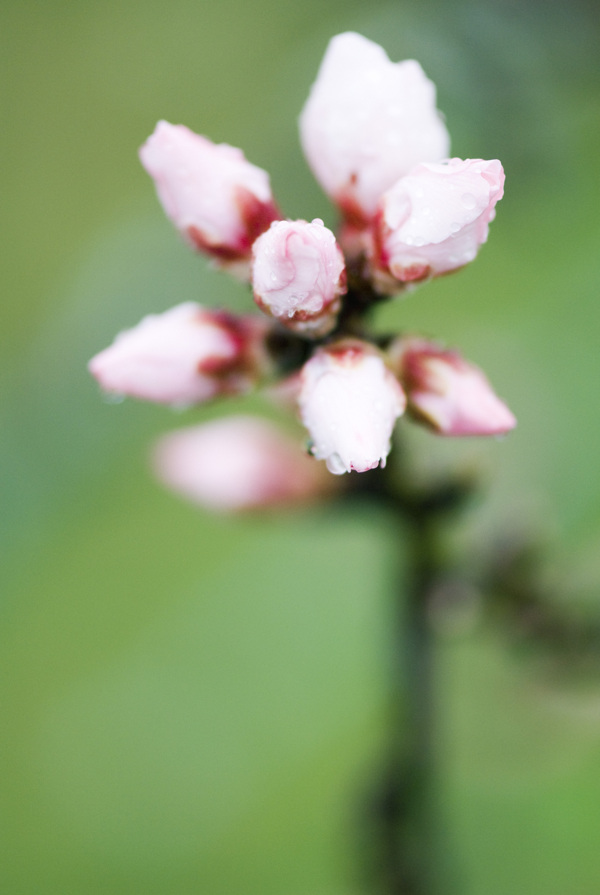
[{"xmin": 89, "ymin": 32, "xmax": 516, "ymax": 511}]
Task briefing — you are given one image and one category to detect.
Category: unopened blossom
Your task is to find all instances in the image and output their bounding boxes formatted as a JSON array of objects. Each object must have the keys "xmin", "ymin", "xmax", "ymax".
[
  {"xmin": 153, "ymin": 416, "xmax": 334, "ymax": 511},
  {"xmin": 139, "ymin": 121, "xmax": 279, "ymax": 267},
  {"xmin": 299, "ymin": 340, "xmax": 406, "ymax": 474},
  {"xmin": 88, "ymin": 302, "xmax": 270, "ymax": 406},
  {"xmin": 252, "ymin": 218, "xmax": 346, "ymax": 336},
  {"xmin": 389, "ymin": 338, "xmax": 516, "ymax": 436},
  {"xmin": 373, "ymin": 158, "xmax": 505, "ymax": 288},
  {"xmin": 91, "ymin": 32, "xmax": 515, "ymax": 506},
  {"xmin": 299, "ymin": 32, "xmax": 450, "ymax": 224}
]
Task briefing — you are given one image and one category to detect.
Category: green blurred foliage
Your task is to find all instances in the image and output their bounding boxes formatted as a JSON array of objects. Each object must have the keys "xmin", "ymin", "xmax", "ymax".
[{"xmin": 1, "ymin": 0, "xmax": 600, "ymax": 892}]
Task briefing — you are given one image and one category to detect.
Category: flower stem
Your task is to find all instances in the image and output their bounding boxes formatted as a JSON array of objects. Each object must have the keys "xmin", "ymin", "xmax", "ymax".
[
  {"xmin": 354, "ymin": 460, "xmax": 471, "ymax": 895},
  {"xmin": 374, "ymin": 507, "xmax": 438, "ymax": 895}
]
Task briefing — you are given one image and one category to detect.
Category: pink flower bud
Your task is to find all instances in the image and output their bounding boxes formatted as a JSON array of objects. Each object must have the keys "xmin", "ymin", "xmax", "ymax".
[
  {"xmin": 299, "ymin": 340, "xmax": 406, "ymax": 474},
  {"xmin": 389, "ymin": 338, "xmax": 516, "ymax": 436},
  {"xmin": 139, "ymin": 121, "xmax": 279, "ymax": 267},
  {"xmin": 152, "ymin": 416, "xmax": 335, "ymax": 511},
  {"xmin": 88, "ymin": 303, "xmax": 270, "ymax": 406},
  {"xmin": 252, "ymin": 218, "xmax": 346, "ymax": 337},
  {"xmin": 299, "ymin": 32, "xmax": 450, "ymax": 224},
  {"xmin": 374, "ymin": 158, "xmax": 505, "ymax": 287}
]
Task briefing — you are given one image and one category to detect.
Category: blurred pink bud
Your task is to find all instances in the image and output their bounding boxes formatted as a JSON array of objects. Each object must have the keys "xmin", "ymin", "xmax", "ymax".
[
  {"xmin": 153, "ymin": 416, "xmax": 335, "ymax": 511},
  {"xmin": 299, "ymin": 32, "xmax": 450, "ymax": 224},
  {"xmin": 299, "ymin": 340, "xmax": 406, "ymax": 474},
  {"xmin": 374, "ymin": 158, "xmax": 505, "ymax": 287},
  {"xmin": 389, "ymin": 338, "xmax": 516, "ymax": 436},
  {"xmin": 139, "ymin": 121, "xmax": 279, "ymax": 267},
  {"xmin": 252, "ymin": 218, "xmax": 346, "ymax": 337},
  {"xmin": 88, "ymin": 302, "xmax": 270, "ymax": 406}
]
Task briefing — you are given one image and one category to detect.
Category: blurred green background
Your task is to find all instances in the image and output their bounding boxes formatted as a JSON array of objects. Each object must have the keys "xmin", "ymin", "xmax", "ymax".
[{"xmin": 2, "ymin": 0, "xmax": 600, "ymax": 892}]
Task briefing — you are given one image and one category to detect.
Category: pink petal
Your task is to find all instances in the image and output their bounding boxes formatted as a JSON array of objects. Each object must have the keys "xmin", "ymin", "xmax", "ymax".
[
  {"xmin": 88, "ymin": 303, "xmax": 269, "ymax": 406},
  {"xmin": 153, "ymin": 416, "xmax": 334, "ymax": 511},
  {"xmin": 375, "ymin": 158, "xmax": 505, "ymax": 285},
  {"xmin": 252, "ymin": 218, "xmax": 346, "ymax": 337},
  {"xmin": 390, "ymin": 338, "xmax": 516, "ymax": 436},
  {"xmin": 299, "ymin": 33, "xmax": 449, "ymax": 223},
  {"xmin": 299, "ymin": 340, "xmax": 406, "ymax": 474},
  {"xmin": 139, "ymin": 121, "xmax": 279, "ymax": 265}
]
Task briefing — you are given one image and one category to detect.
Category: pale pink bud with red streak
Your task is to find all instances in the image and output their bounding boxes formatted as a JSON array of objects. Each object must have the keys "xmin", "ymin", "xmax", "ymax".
[
  {"xmin": 299, "ymin": 32, "xmax": 449, "ymax": 225},
  {"xmin": 389, "ymin": 338, "xmax": 516, "ymax": 436},
  {"xmin": 88, "ymin": 302, "xmax": 271, "ymax": 407},
  {"xmin": 252, "ymin": 218, "xmax": 346, "ymax": 337},
  {"xmin": 299, "ymin": 340, "xmax": 406, "ymax": 475},
  {"xmin": 139, "ymin": 121, "xmax": 279, "ymax": 270},
  {"xmin": 373, "ymin": 158, "xmax": 505, "ymax": 289},
  {"xmin": 152, "ymin": 416, "xmax": 335, "ymax": 511}
]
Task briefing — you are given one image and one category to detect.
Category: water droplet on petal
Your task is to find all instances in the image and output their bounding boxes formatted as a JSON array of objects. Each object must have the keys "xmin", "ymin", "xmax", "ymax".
[
  {"xmin": 327, "ymin": 452, "xmax": 348, "ymax": 475},
  {"xmin": 462, "ymin": 193, "xmax": 477, "ymax": 210}
]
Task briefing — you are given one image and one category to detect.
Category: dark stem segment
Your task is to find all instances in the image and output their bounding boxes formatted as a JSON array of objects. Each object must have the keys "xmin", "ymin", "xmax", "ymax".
[
  {"xmin": 351, "ymin": 464, "xmax": 472, "ymax": 895},
  {"xmin": 375, "ymin": 507, "xmax": 438, "ymax": 895}
]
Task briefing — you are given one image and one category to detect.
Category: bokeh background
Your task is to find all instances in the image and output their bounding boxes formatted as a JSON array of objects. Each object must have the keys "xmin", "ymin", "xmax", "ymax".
[{"xmin": 2, "ymin": 0, "xmax": 600, "ymax": 892}]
